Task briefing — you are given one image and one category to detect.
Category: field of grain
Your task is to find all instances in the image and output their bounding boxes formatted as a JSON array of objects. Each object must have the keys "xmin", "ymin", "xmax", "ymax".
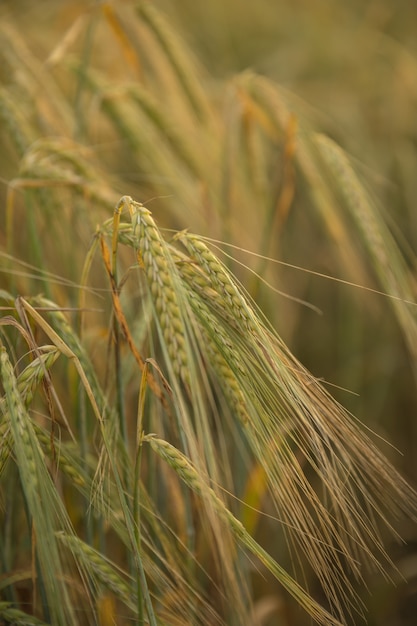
[{"xmin": 1, "ymin": 2, "xmax": 417, "ymax": 625}]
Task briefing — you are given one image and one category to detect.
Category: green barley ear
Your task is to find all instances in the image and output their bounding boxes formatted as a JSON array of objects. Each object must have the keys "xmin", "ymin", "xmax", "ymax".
[
  {"xmin": 127, "ymin": 84, "xmax": 202, "ymax": 177},
  {"xmin": 183, "ymin": 287, "xmax": 250, "ymax": 425},
  {"xmin": 0, "ymin": 21, "xmax": 73, "ymax": 134},
  {"xmin": 0, "ymin": 346, "xmax": 78, "ymax": 625},
  {"xmin": 137, "ymin": 1, "xmax": 211, "ymax": 123},
  {"xmin": 120, "ymin": 195, "xmax": 190, "ymax": 382},
  {"xmin": 56, "ymin": 533, "xmax": 137, "ymax": 613},
  {"xmin": 0, "ymin": 86, "xmax": 34, "ymax": 157},
  {"xmin": 315, "ymin": 133, "xmax": 417, "ymax": 363},
  {"xmin": 27, "ymin": 296, "xmax": 112, "ymax": 418},
  {"xmin": 236, "ymin": 71, "xmax": 367, "ymax": 279},
  {"xmin": 175, "ymin": 231, "xmax": 254, "ymax": 332},
  {"xmin": 0, "ymin": 345, "xmax": 60, "ymax": 477},
  {"xmin": 0, "ymin": 602, "xmax": 50, "ymax": 625},
  {"xmin": 16, "ymin": 345, "xmax": 60, "ymax": 406}
]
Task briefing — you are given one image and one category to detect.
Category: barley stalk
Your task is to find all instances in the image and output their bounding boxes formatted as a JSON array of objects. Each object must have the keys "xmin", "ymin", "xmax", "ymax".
[
  {"xmin": 110, "ymin": 201, "xmax": 417, "ymax": 624},
  {"xmin": 175, "ymin": 226, "xmax": 413, "ymax": 618}
]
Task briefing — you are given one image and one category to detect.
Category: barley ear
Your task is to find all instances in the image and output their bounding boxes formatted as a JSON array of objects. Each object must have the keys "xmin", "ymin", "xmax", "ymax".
[
  {"xmin": 145, "ymin": 435, "xmax": 343, "ymax": 626},
  {"xmin": 117, "ymin": 196, "xmax": 189, "ymax": 382},
  {"xmin": 0, "ymin": 346, "xmax": 77, "ymax": 625},
  {"xmin": 176, "ymin": 232, "xmax": 254, "ymax": 332}
]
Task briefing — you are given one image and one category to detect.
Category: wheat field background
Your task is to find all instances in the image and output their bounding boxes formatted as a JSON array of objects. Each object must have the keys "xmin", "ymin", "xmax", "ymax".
[{"xmin": 1, "ymin": 1, "xmax": 417, "ymax": 625}]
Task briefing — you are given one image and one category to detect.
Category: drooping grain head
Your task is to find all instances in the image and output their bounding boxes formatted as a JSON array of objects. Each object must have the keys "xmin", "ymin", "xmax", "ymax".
[{"xmin": 121, "ymin": 197, "xmax": 189, "ymax": 382}]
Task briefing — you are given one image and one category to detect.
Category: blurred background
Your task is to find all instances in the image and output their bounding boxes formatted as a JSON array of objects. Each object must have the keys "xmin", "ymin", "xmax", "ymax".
[{"xmin": 1, "ymin": 1, "xmax": 417, "ymax": 624}]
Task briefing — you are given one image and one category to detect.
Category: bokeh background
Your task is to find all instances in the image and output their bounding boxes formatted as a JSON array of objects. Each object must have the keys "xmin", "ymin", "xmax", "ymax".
[{"xmin": 1, "ymin": 1, "xmax": 417, "ymax": 624}]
